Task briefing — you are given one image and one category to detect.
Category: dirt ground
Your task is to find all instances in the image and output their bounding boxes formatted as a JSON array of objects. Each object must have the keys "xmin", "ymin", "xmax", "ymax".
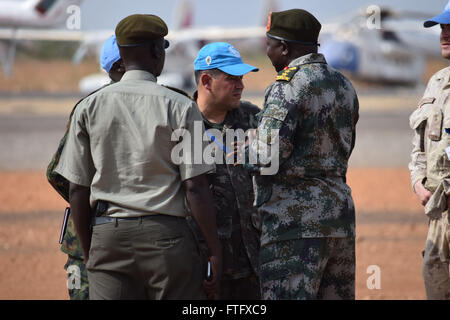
[
  {"xmin": 0, "ymin": 55, "xmax": 438, "ymax": 300},
  {"xmin": 0, "ymin": 168, "xmax": 428, "ymax": 300}
]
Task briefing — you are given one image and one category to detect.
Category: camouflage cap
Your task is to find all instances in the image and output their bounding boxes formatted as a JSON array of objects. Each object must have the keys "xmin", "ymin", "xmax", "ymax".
[
  {"xmin": 266, "ymin": 9, "xmax": 321, "ymax": 45},
  {"xmin": 115, "ymin": 14, "xmax": 168, "ymax": 46}
]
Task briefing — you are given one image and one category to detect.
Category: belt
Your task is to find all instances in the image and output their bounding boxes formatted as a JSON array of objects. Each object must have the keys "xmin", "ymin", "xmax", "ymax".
[{"xmin": 92, "ymin": 215, "xmax": 184, "ymax": 226}]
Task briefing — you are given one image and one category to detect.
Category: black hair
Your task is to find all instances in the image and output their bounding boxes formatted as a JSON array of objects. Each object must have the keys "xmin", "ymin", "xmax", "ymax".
[{"xmin": 194, "ymin": 68, "xmax": 222, "ymax": 85}]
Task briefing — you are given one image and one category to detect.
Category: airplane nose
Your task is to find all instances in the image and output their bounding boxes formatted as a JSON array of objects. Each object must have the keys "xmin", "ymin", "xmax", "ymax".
[{"xmin": 319, "ymin": 39, "xmax": 359, "ymax": 73}]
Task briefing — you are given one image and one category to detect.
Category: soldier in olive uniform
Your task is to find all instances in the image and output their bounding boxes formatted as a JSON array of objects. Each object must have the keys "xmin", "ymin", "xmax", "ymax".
[
  {"xmin": 47, "ymin": 34, "xmax": 124, "ymax": 300},
  {"xmin": 408, "ymin": 2, "xmax": 450, "ymax": 300},
  {"xmin": 238, "ymin": 9, "xmax": 359, "ymax": 300},
  {"xmin": 189, "ymin": 42, "xmax": 262, "ymax": 299}
]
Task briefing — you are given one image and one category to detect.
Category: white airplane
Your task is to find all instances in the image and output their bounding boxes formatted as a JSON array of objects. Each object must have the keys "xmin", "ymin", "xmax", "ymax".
[
  {"xmin": 0, "ymin": 0, "xmax": 82, "ymax": 28},
  {"xmin": 0, "ymin": 1, "xmax": 441, "ymax": 92},
  {"xmin": 0, "ymin": 0, "xmax": 275, "ymax": 92},
  {"xmin": 0, "ymin": 0, "xmax": 84, "ymax": 76},
  {"xmin": 77, "ymin": 0, "xmax": 274, "ymax": 94},
  {"xmin": 319, "ymin": 6, "xmax": 441, "ymax": 85}
]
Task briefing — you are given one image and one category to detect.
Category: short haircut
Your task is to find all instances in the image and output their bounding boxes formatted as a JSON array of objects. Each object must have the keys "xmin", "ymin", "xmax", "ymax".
[{"xmin": 194, "ymin": 68, "xmax": 223, "ymax": 85}]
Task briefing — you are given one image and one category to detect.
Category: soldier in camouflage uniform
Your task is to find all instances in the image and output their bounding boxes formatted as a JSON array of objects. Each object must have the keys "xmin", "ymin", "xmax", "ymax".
[
  {"xmin": 46, "ymin": 35, "xmax": 124, "ymax": 300},
  {"xmin": 189, "ymin": 42, "xmax": 262, "ymax": 299},
  {"xmin": 408, "ymin": 4, "xmax": 450, "ymax": 300},
  {"xmin": 240, "ymin": 10, "xmax": 359, "ymax": 300}
]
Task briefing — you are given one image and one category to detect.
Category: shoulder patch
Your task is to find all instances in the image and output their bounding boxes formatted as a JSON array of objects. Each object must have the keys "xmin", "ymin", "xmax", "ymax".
[{"xmin": 276, "ymin": 67, "xmax": 299, "ymax": 82}]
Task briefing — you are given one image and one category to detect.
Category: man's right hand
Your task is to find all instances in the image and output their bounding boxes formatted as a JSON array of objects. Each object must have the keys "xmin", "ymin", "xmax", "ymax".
[
  {"xmin": 69, "ymin": 183, "xmax": 92, "ymax": 263},
  {"xmin": 183, "ymin": 174, "xmax": 223, "ymax": 298},
  {"xmin": 414, "ymin": 180, "xmax": 433, "ymax": 206},
  {"xmin": 203, "ymin": 254, "xmax": 222, "ymax": 299}
]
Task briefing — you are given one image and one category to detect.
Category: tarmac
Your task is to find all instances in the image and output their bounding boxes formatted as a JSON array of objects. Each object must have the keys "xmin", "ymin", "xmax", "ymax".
[{"xmin": 0, "ymin": 89, "xmax": 421, "ymax": 170}]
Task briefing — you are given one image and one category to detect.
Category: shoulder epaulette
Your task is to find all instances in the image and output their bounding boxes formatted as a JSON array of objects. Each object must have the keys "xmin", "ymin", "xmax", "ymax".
[
  {"xmin": 163, "ymin": 85, "xmax": 193, "ymax": 100},
  {"xmin": 276, "ymin": 66, "xmax": 299, "ymax": 82}
]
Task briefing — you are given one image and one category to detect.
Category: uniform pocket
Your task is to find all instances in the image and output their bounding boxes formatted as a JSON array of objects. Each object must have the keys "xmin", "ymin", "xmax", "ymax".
[
  {"xmin": 409, "ymin": 108, "xmax": 428, "ymax": 152},
  {"xmin": 428, "ymin": 110, "xmax": 443, "ymax": 141},
  {"xmin": 211, "ymin": 185, "xmax": 234, "ymax": 239},
  {"xmin": 155, "ymin": 235, "xmax": 183, "ymax": 249}
]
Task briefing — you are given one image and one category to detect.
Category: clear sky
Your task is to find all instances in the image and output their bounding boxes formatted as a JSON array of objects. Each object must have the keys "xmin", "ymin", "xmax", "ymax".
[{"xmin": 79, "ymin": 0, "xmax": 447, "ymax": 31}]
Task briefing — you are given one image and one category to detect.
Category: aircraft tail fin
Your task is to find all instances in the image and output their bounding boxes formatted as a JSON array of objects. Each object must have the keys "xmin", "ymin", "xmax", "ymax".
[
  {"xmin": 35, "ymin": 0, "xmax": 59, "ymax": 15},
  {"xmin": 261, "ymin": 0, "xmax": 279, "ymax": 26},
  {"xmin": 172, "ymin": 0, "xmax": 194, "ymax": 30}
]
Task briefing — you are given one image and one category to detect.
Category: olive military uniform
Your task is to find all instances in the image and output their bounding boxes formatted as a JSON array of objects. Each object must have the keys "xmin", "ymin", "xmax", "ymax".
[
  {"xmin": 47, "ymin": 84, "xmax": 110, "ymax": 300},
  {"xmin": 55, "ymin": 70, "xmax": 214, "ymax": 299}
]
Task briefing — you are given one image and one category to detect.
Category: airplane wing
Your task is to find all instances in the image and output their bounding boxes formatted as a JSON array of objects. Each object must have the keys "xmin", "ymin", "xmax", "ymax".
[
  {"xmin": 0, "ymin": 27, "xmax": 112, "ymax": 76},
  {"xmin": 167, "ymin": 26, "xmax": 266, "ymax": 42},
  {"xmin": 0, "ymin": 28, "xmax": 84, "ymax": 41},
  {"xmin": 0, "ymin": 23, "xmax": 339, "ymax": 43}
]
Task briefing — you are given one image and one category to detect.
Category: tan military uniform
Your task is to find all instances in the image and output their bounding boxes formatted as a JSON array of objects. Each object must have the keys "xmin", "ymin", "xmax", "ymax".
[
  {"xmin": 408, "ymin": 66, "xmax": 450, "ymax": 300},
  {"xmin": 56, "ymin": 70, "xmax": 214, "ymax": 299},
  {"xmin": 56, "ymin": 70, "xmax": 213, "ymax": 218}
]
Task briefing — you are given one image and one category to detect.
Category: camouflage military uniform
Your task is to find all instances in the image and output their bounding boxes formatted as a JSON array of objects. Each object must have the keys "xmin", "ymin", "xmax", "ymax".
[
  {"xmin": 188, "ymin": 99, "xmax": 262, "ymax": 299},
  {"xmin": 408, "ymin": 66, "xmax": 450, "ymax": 300},
  {"xmin": 248, "ymin": 53, "xmax": 359, "ymax": 300}
]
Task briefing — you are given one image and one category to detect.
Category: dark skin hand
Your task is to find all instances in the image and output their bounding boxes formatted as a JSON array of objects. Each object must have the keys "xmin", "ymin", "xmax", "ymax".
[
  {"xmin": 69, "ymin": 183, "xmax": 92, "ymax": 263},
  {"xmin": 183, "ymin": 174, "xmax": 223, "ymax": 299}
]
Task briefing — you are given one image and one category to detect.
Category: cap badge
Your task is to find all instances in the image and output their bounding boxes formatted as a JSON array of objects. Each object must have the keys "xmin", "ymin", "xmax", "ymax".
[
  {"xmin": 266, "ymin": 12, "xmax": 272, "ymax": 31},
  {"xmin": 205, "ymin": 56, "xmax": 212, "ymax": 65}
]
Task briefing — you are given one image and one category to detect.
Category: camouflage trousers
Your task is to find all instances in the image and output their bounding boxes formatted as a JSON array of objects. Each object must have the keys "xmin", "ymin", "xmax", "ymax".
[
  {"xmin": 260, "ymin": 237, "xmax": 355, "ymax": 300},
  {"xmin": 422, "ymin": 210, "xmax": 450, "ymax": 300},
  {"xmin": 64, "ymin": 255, "xmax": 89, "ymax": 300}
]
